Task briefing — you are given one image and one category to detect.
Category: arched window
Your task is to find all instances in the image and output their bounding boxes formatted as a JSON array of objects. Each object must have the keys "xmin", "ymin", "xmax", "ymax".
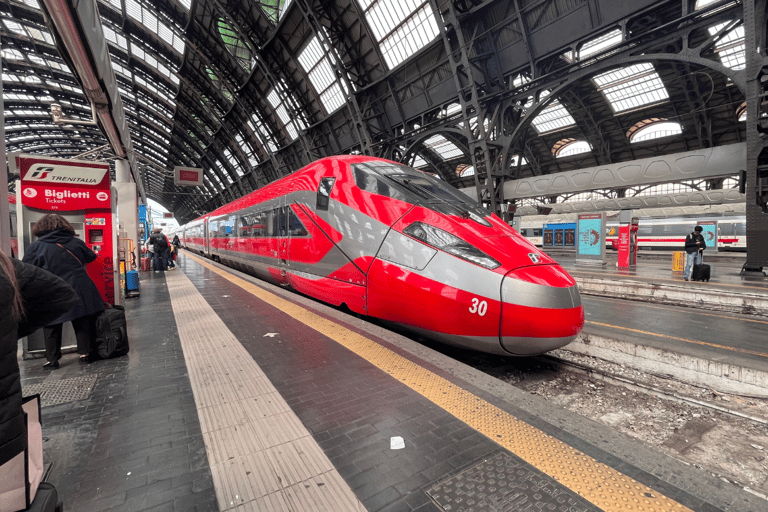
[
  {"xmin": 736, "ymin": 102, "xmax": 747, "ymax": 122},
  {"xmin": 627, "ymin": 119, "xmax": 682, "ymax": 143},
  {"xmin": 459, "ymin": 165, "xmax": 475, "ymax": 177},
  {"xmin": 553, "ymin": 139, "xmax": 592, "ymax": 158}
]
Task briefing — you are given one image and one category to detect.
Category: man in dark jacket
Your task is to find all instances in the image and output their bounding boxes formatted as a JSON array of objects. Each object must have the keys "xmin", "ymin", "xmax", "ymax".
[
  {"xmin": 683, "ymin": 225, "xmax": 706, "ymax": 281},
  {"xmin": 149, "ymin": 228, "xmax": 169, "ymax": 274},
  {"xmin": 1, "ymin": 248, "xmax": 77, "ymax": 481},
  {"xmin": 22, "ymin": 214, "xmax": 106, "ymax": 366}
]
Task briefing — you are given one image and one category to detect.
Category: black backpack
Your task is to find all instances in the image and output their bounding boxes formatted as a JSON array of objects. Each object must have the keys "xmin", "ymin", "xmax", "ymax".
[
  {"xmin": 94, "ymin": 304, "xmax": 130, "ymax": 359},
  {"xmin": 152, "ymin": 233, "xmax": 168, "ymax": 251}
]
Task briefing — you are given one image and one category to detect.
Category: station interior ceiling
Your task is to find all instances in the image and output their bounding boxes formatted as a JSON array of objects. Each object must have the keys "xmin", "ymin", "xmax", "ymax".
[{"xmin": 1, "ymin": 0, "xmax": 762, "ymax": 226}]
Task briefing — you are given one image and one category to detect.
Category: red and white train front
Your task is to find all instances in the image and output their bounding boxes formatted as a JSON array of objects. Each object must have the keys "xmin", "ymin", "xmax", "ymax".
[{"xmin": 359, "ymin": 182, "xmax": 583, "ymax": 355}]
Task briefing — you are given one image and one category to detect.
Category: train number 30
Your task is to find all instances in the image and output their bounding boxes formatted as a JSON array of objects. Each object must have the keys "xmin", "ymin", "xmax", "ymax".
[{"xmin": 469, "ymin": 298, "xmax": 488, "ymax": 316}]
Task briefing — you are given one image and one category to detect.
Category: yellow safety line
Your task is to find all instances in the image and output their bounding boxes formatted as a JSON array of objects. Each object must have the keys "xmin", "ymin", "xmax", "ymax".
[
  {"xmin": 586, "ymin": 321, "xmax": 768, "ymax": 358},
  {"xmin": 184, "ymin": 253, "xmax": 692, "ymax": 512}
]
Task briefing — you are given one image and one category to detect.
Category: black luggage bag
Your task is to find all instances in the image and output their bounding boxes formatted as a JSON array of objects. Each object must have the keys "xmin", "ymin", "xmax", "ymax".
[
  {"xmin": 94, "ymin": 304, "xmax": 130, "ymax": 359},
  {"xmin": 692, "ymin": 263, "xmax": 711, "ymax": 282}
]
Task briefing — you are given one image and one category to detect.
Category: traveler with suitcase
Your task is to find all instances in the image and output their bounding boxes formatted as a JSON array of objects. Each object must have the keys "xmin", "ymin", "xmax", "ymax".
[{"xmin": 684, "ymin": 225, "xmax": 707, "ymax": 281}]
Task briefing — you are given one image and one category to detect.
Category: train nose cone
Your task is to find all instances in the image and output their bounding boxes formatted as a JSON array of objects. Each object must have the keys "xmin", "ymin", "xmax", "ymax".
[{"xmin": 500, "ymin": 264, "xmax": 584, "ymax": 355}]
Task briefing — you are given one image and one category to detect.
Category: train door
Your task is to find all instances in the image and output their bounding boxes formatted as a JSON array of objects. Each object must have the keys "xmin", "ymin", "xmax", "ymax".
[{"xmin": 274, "ymin": 199, "xmax": 290, "ymax": 284}]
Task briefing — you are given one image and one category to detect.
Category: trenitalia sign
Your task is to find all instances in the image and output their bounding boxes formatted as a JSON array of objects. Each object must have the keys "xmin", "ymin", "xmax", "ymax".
[{"xmin": 13, "ymin": 155, "xmax": 111, "ymax": 211}]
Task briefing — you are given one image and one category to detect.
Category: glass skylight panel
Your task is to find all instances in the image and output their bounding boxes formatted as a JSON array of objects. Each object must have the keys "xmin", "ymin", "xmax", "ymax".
[
  {"xmin": 510, "ymin": 155, "xmax": 528, "ymax": 167},
  {"xmin": 4, "ymin": 20, "xmax": 25, "ymax": 35},
  {"xmin": 249, "ymin": 115, "xmax": 279, "ymax": 153},
  {"xmin": 593, "ymin": 63, "xmax": 669, "ymax": 113},
  {"xmin": 708, "ymin": 23, "xmax": 745, "ymax": 70},
  {"xmin": 631, "ymin": 121, "xmax": 682, "ymax": 142},
  {"xmin": 125, "ymin": 0, "xmax": 143, "ymax": 24},
  {"xmin": 217, "ymin": 19, "xmax": 255, "ymax": 72},
  {"xmin": 3, "ymin": 49, "xmax": 25, "ymax": 60},
  {"xmin": 298, "ymin": 37, "xmax": 345, "ymax": 113},
  {"xmin": 21, "ymin": 0, "xmax": 40, "ymax": 9},
  {"xmin": 268, "ymin": 90, "xmax": 298, "ymax": 140},
  {"xmin": 104, "ymin": 25, "xmax": 128, "ymax": 50},
  {"xmin": 411, "ymin": 155, "xmax": 427, "ymax": 168},
  {"xmin": 578, "ymin": 29, "xmax": 622, "ymax": 60},
  {"xmin": 359, "ymin": 0, "xmax": 439, "ymax": 69},
  {"xmin": 531, "ymin": 99, "xmax": 576, "ymax": 134},
  {"xmin": 423, "ymin": 135, "xmax": 463, "ymax": 159},
  {"xmin": 27, "ymin": 27, "xmax": 53, "ymax": 45}
]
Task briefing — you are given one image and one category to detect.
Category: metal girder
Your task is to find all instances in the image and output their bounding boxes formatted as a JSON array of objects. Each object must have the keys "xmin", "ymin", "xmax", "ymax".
[
  {"xmin": 743, "ymin": 0, "xmax": 768, "ymax": 270},
  {"xmin": 431, "ymin": 0, "xmax": 507, "ymax": 217},
  {"xmin": 460, "ymin": 143, "xmax": 747, "ymax": 200},
  {"xmin": 513, "ymin": 189, "xmax": 746, "ymax": 216},
  {"xmin": 296, "ymin": 0, "xmax": 373, "ymax": 155}
]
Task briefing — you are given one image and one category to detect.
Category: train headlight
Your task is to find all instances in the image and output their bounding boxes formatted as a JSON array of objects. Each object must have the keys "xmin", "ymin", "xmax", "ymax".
[{"xmin": 404, "ymin": 222, "xmax": 500, "ymax": 269}]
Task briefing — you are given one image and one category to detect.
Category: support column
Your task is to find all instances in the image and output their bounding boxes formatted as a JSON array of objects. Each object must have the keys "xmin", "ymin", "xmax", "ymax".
[
  {"xmin": 743, "ymin": 0, "xmax": 768, "ymax": 273},
  {"xmin": 114, "ymin": 159, "xmax": 140, "ymax": 280}
]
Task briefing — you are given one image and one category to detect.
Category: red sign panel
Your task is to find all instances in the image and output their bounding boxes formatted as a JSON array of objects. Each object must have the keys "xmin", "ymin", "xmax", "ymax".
[{"xmin": 17, "ymin": 157, "xmax": 111, "ymax": 212}]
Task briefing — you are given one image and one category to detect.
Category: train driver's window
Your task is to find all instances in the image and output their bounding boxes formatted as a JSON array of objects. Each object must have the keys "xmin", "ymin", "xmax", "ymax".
[
  {"xmin": 317, "ymin": 177, "xmax": 336, "ymax": 211},
  {"xmin": 288, "ymin": 207, "xmax": 308, "ymax": 236}
]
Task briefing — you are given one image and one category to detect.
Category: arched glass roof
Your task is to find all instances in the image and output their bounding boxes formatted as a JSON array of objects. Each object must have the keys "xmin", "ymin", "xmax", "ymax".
[{"xmin": 2, "ymin": 0, "xmax": 751, "ymax": 223}]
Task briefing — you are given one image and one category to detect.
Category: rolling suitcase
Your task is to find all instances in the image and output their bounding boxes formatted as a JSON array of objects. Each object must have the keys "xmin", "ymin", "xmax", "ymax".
[{"xmin": 692, "ymin": 263, "xmax": 710, "ymax": 282}]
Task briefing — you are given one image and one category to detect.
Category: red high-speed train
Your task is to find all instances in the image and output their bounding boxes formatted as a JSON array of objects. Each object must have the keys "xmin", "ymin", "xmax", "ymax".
[{"xmin": 180, "ymin": 156, "xmax": 584, "ymax": 356}]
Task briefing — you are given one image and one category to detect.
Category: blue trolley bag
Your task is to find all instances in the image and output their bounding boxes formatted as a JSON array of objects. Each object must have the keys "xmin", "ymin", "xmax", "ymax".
[{"xmin": 94, "ymin": 304, "xmax": 130, "ymax": 359}]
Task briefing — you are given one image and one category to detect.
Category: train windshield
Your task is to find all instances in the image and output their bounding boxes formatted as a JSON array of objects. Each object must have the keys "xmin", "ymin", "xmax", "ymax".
[{"xmin": 353, "ymin": 161, "xmax": 491, "ymax": 221}]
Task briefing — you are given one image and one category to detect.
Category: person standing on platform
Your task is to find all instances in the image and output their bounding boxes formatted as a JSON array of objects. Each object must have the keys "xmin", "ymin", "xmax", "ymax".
[
  {"xmin": 683, "ymin": 225, "xmax": 706, "ymax": 281},
  {"xmin": 21, "ymin": 214, "xmax": 105, "ymax": 367},
  {"xmin": 143, "ymin": 235, "xmax": 155, "ymax": 271},
  {"xmin": 150, "ymin": 227, "xmax": 169, "ymax": 274},
  {"xmin": 0, "ymin": 247, "xmax": 77, "ymax": 496}
]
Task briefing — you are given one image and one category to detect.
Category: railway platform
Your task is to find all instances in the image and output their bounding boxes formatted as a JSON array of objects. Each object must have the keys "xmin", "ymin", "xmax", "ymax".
[{"xmin": 17, "ymin": 251, "xmax": 768, "ymax": 512}]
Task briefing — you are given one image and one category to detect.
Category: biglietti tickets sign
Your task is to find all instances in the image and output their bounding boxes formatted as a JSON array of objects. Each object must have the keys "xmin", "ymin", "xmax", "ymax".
[
  {"xmin": 16, "ymin": 155, "xmax": 111, "ymax": 211},
  {"xmin": 174, "ymin": 166, "xmax": 204, "ymax": 186}
]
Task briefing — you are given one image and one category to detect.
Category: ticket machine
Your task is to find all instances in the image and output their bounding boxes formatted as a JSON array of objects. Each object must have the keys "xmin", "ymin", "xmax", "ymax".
[
  {"xmin": 11, "ymin": 154, "xmax": 120, "ymax": 357},
  {"xmin": 617, "ymin": 210, "xmax": 639, "ymax": 269}
]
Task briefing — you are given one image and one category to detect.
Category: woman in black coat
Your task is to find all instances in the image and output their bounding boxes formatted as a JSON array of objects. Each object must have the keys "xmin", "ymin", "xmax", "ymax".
[
  {"xmin": 22, "ymin": 214, "xmax": 106, "ymax": 367},
  {"xmin": 1, "ymin": 247, "xmax": 77, "ymax": 472}
]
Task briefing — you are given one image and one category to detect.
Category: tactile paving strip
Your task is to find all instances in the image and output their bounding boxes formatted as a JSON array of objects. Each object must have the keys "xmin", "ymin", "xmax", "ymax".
[
  {"xmin": 427, "ymin": 451, "xmax": 593, "ymax": 512},
  {"xmin": 23, "ymin": 375, "xmax": 98, "ymax": 407}
]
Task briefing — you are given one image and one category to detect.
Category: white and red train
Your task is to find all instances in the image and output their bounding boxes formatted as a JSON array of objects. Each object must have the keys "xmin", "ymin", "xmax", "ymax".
[
  {"xmin": 179, "ymin": 156, "xmax": 584, "ymax": 356},
  {"xmin": 519, "ymin": 208, "xmax": 746, "ymax": 251}
]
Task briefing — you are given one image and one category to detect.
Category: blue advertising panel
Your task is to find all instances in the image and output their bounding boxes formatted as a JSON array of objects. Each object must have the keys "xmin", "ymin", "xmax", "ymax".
[
  {"xmin": 698, "ymin": 221, "xmax": 717, "ymax": 251},
  {"xmin": 577, "ymin": 215, "xmax": 603, "ymax": 256},
  {"xmin": 576, "ymin": 212, "xmax": 607, "ymax": 265}
]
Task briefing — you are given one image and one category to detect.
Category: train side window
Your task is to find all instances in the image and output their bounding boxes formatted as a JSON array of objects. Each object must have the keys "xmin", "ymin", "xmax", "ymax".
[
  {"xmin": 288, "ymin": 207, "xmax": 308, "ymax": 236},
  {"xmin": 317, "ymin": 177, "xmax": 335, "ymax": 211},
  {"xmin": 224, "ymin": 215, "xmax": 236, "ymax": 237},
  {"xmin": 534, "ymin": 229, "xmax": 542, "ymax": 237}
]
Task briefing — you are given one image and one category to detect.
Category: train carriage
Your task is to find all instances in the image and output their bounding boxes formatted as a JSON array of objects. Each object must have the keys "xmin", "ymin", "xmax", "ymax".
[{"xmin": 180, "ymin": 156, "xmax": 585, "ymax": 356}]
